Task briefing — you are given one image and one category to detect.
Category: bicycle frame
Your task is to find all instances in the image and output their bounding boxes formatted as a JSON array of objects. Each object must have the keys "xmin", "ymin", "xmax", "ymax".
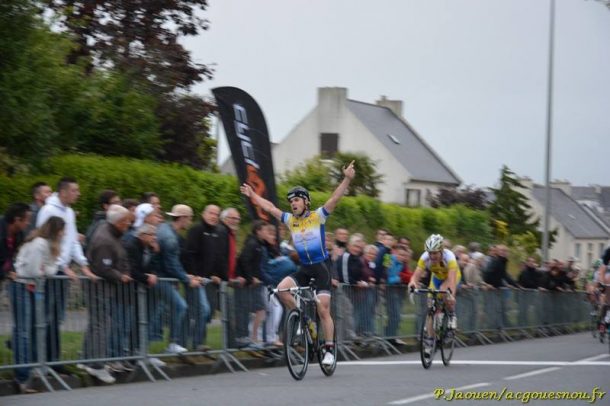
[
  {"xmin": 412, "ymin": 288, "xmax": 454, "ymax": 368},
  {"xmin": 269, "ymin": 281, "xmax": 336, "ymax": 380}
]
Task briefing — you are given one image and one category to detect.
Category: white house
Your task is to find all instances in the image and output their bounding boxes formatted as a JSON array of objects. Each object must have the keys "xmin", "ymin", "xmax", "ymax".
[
  {"xmin": 519, "ymin": 178, "xmax": 610, "ymax": 268},
  {"xmin": 222, "ymin": 87, "xmax": 461, "ymax": 206}
]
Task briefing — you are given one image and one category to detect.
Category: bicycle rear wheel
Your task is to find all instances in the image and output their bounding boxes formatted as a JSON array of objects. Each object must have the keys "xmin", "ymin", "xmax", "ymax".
[
  {"xmin": 317, "ymin": 317, "xmax": 337, "ymax": 376},
  {"xmin": 284, "ymin": 309, "xmax": 309, "ymax": 380},
  {"xmin": 440, "ymin": 313, "xmax": 455, "ymax": 366},
  {"xmin": 419, "ymin": 312, "xmax": 436, "ymax": 369}
]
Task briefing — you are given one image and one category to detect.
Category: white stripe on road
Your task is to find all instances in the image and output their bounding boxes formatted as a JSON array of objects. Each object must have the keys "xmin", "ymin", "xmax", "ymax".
[
  {"xmin": 385, "ymin": 353, "xmax": 609, "ymax": 405},
  {"xmin": 572, "ymin": 353, "xmax": 610, "ymax": 363},
  {"xmin": 503, "ymin": 367, "xmax": 561, "ymax": 381},
  {"xmin": 340, "ymin": 360, "xmax": 610, "ymax": 366},
  {"xmin": 388, "ymin": 383, "xmax": 490, "ymax": 405}
]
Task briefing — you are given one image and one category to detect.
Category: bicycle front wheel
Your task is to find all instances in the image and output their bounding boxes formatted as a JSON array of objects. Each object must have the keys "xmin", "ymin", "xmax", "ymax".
[
  {"xmin": 440, "ymin": 313, "xmax": 455, "ymax": 366},
  {"xmin": 284, "ymin": 309, "xmax": 309, "ymax": 380},
  {"xmin": 419, "ymin": 312, "xmax": 436, "ymax": 369}
]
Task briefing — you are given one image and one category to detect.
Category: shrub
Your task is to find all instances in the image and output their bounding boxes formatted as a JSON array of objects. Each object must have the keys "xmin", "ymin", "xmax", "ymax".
[{"xmin": 0, "ymin": 155, "xmax": 493, "ymax": 248}]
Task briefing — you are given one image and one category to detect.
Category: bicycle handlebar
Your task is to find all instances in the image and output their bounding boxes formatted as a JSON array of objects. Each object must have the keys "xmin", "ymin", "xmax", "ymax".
[{"xmin": 410, "ymin": 287, "xmax": 452, "ymax": 295}]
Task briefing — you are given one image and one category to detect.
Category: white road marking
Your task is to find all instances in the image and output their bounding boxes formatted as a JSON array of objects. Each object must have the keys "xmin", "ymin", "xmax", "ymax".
[
  {"xmin": 384, "ymin": 353, "xmax": 609, "ymax": 405},
  {"xmin": 340, "ymin": 360, "xmax": 610, "ymax": 366},
  {"xmin": 503, "ymin": 367, "xmax": 561, "ymax": 381},
  {"xmin": 388, "ymin": 382, "xmax": 490, "ymax": 405},
  {"xmin": 572, "ymin": 353, "xmax": 610, "ymax": 363}
]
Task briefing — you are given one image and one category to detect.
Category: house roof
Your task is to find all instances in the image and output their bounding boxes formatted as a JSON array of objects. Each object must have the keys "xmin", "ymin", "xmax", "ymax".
[
  {"xmin": 531, "ymin": 186, "xmax": 609, "ymax": 239},
  {"xmin": 571, "ymin": 186, "xmax": 598, "ymax": 201},
  {"xmin": 346, "ymin": 100, "xmax": 461, "ymax": 185}
]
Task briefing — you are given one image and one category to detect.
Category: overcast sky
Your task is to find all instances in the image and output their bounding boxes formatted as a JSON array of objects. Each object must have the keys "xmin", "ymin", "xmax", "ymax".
[{"xmin": 184, "ymin": 0, "xmax": 610, "ymax": 188}]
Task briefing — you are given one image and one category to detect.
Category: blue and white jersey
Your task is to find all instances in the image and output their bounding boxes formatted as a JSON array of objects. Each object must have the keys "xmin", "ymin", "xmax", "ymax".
[{"xmin": 281, "ymin": 207, "xmax": 330, "ymax": 265}]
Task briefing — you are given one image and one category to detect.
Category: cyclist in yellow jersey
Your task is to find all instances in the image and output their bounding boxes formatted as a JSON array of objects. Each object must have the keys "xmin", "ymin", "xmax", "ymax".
[
  {"xmin": 408, "ymin": 234, "xmax": 461, "ymax": 330},
  {"xmin": 240, "ymin": 160, "xmax": 356, "ymax": 367}
]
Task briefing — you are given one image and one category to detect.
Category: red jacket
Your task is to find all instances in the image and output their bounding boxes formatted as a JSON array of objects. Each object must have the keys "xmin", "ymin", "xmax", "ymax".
[{"xmin": 399, "ymin": 263, "xmax": 413, "ymax": 284}]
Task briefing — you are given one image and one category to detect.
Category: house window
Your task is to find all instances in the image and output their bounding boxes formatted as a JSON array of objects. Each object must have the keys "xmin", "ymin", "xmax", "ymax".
[
  {"xmin": 575, "ymin": 243, "xmax": 581, "ymax": 259},
  {"xmin": 587, "ymin": 243, "xmax": 593, "ymax": 252},
  {"xmin": 601, "ymin": 243, "xmax": 606, "ymax": 258},
  {"xmin": 320, "ymin": 133, "xmax": 338, "ymax": 158},
  {"xmin": 406, "ymin": 189, "xmax": 421, "ymax": 207}
]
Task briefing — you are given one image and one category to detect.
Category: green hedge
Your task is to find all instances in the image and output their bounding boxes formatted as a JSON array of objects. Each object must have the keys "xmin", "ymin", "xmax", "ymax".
[
  {"xmin": 0, "ymin": 154, "xmax": 242, "ymax": 230},
  {"xmin": 0, "ymin": 154, "xmax": 492, "ymax": 253}
]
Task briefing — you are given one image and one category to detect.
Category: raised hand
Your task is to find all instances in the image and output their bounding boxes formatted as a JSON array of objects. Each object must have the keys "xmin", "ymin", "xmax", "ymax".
[
  {"xmin": 240, "ymin": 183, "xmax": 253, "ymax": 197},
  {"xmin": 343, "ymin": 160, "xmax": 356, "ymax": 180}
]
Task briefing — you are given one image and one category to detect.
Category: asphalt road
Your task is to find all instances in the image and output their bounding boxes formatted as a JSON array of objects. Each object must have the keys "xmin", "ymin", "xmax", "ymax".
[{"xmin": 3, "ymin": 332, "xmax": 609, "ymax": 406}]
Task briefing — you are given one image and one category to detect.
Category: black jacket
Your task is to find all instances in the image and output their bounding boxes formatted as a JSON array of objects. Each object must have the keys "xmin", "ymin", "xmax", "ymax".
[
  {"xmin": 483, "ymin": 256, "xmax": 518, "ymax": 288},
  {"xmin": 0, "ymin": 217, "xmax": 26, "ymax": 280},
  {"xmin": 518, "ymin": 266, "xmax": 540, "ymax": 289},
  {"xmin": 185, "ymin": 220, "xmax": 222, "ymax": 278},
  {"xmin": 236, "ymin": 234, "xmax": 264, "ymax": 284},
  {"xmin": 540, "ymin": 270, "xmax": 570, "ymax": 291},
  {"xmin": 124, "ymin": 236, "xmax": 159, "ymax": 285},
  {"xmin": 335, "ymin": 252, "xmax": 364, "ymax": 284}
]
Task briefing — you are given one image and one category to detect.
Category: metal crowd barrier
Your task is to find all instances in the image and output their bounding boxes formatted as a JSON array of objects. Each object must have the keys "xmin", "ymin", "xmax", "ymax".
[{"xmin": 0, "ymin": 276, "xmax": 590, "ymax": 391}]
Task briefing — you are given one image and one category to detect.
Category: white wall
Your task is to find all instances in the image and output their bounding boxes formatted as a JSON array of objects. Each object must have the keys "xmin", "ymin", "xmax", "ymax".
[
  {"xmin": 521, "ymin": 186, "xmax": 609, "ymax": 267},
  {"xmin": 272, "ymin": 87, "xmax": 453, "ymax": 206},
  {"xmin": 272, "ymin": 108, "xmax": 318, "ymax": 175}
]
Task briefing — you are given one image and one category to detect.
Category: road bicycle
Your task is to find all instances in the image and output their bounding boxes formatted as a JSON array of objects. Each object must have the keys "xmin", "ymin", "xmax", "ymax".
[
  {"xmin": 411, "ymin": 288, "xmax": 455, "ymax": 369},
  {"xmin": 269, "ymin": 279, "xmax": 337, "ymax": 380}
]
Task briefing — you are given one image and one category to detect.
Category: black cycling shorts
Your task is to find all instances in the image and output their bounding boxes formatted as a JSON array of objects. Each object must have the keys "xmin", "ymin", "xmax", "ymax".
[{"xmin": 289, "ymin": 259, "xmax": 333, "ymax": 296}]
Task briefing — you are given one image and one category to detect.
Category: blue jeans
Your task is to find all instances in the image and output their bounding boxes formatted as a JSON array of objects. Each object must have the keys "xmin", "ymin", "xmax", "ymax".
[
  {"xmin": 149, "ymin": 281, "xmax": 187, "ymax": 344},
  {"xmin": 9, "ymin": 282, "xmax": 37, "ymax": 384},
  {"xmin": 353, "ymin": 288, "xmax": 375, "ymax": 335},
  {"xmin": 384, "ymin": 285, "xmax": 404, "ymax": 337},
  {"xmin": 185, "ymin": 286, "xmax": 211, "ymax": 349}
]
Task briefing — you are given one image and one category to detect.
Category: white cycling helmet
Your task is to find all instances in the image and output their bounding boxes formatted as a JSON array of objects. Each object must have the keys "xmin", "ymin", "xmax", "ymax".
[{"xmin": 425, "ymin": 234, "xmax": 444, "ymax": 252}]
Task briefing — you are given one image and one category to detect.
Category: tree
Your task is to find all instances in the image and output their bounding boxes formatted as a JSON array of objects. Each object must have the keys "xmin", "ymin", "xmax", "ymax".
[
  {"xmin": 279, "ymin": 157, "xmax": 334, "ymax": 193},
  {"xmin": 329, "ymin": 152, "xmax": 384, "ymax": 197},
  {"xmin": 280, "ymin": 153, "xmax": 384, "ymax": 198},
  {"xmin": 156, "ymin": 94, "xmax": 217, "ymax": 170},
  {"xmin": 43, "ymin": 0, "xmax": 217, "ymax": 167},
  {"xmin": 429, "ymin": 185, "xmax": 488, "ymax": 210},
  {"xmin": 488, "ymin": 166, "xmax": 556, "ymax": 246},
  {"xmin": 44, "ymin": 0, "xmax": 213, "ymax": 92}
]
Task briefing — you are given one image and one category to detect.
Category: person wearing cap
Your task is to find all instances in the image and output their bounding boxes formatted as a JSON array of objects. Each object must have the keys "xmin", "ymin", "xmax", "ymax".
[
  {"xmin": 155, "ymin": 204, "xmax": 199, "ymax": 354},
  {"xmin": 123, "ymin": 203, "xmax": 163, "ymax": 243}
]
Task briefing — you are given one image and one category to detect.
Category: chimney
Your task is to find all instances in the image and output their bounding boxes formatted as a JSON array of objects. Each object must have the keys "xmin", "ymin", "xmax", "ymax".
[
  {"xmin": 376, "ymin": 95, "xmax": 403, "ymax": 117},
  {"xmin": 551, "ymin": 179, "xmax": 572, "ymax": 196},
  {"xmin": 317, "ymin": 87, "xmax": 347, "ymax": 134}
]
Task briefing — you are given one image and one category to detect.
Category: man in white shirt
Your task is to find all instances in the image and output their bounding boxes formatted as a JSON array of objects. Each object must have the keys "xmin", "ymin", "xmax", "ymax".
[{"xmin": 37, "ymin": 177, "xmax": 95, "ymax": 368}]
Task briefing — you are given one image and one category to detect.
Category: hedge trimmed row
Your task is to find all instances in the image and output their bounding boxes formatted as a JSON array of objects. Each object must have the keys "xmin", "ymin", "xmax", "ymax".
[{"xmin": 0, "ymin": 154, "xmax": 492, "ymax": 254}]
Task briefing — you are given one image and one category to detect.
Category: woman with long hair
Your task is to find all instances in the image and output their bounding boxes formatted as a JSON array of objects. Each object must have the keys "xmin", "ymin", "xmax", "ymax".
[{"xmin": 10, "ymin": 216, "xmax": 65, "ymax": 394}]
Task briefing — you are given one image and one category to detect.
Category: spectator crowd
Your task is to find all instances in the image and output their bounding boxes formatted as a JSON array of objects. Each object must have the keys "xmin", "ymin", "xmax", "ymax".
[{"xmin": 0, "ymin": 178, "xmax": 598, "ymax": 393}]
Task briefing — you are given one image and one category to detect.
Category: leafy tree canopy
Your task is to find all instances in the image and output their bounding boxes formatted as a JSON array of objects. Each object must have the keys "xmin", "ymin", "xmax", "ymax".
[{"xmin": 280, "ymin": 152, "xmax": 384, "ymax": 198}]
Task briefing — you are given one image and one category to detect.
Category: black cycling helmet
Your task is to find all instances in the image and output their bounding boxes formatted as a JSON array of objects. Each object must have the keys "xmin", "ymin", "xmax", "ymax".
[{"xmin": 286, "ymin": 186, "xmax": 310, "ymax": 202}]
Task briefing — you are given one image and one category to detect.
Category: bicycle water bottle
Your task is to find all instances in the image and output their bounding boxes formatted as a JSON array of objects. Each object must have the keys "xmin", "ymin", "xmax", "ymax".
[{"xmin": 307, "ymin": 318, "xmax": 317, "ymax": 340}]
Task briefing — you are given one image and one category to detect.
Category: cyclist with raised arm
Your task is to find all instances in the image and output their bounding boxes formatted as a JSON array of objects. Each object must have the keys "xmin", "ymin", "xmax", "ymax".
[
  {"xmin": 408, "ymin": 234, "xmax": 461, "ymax": 331},
  {"xmin": 240, "ymin": 160, "xmax": 356, "ymax": 367}
]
